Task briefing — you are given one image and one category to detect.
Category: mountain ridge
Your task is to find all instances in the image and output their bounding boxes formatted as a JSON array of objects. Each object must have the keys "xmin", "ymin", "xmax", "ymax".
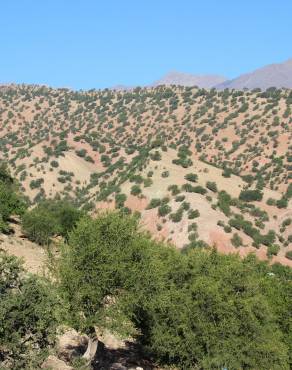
[
  {"xmin": 152, "ymin": 71, "xmax": 227, "ymax": 88},
  {"xmin": 108, "ymin": 58, "xmax": 292, "ymax": 90},
  {"xmin": 216, "ymin": 58, "xmax": 292, "ymax": 90}
]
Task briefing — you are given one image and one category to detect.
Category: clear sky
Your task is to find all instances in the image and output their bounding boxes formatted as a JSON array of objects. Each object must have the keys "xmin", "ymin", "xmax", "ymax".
[{"xmin": 1, "ymin": 0, "xmax": 292, "ymax": 89}]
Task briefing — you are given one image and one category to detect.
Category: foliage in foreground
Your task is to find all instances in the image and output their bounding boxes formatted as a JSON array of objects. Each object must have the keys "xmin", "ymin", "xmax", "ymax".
[
  {"xmin": 0, "ymin": 252, "xmax": 60, "ymax": 369},
  {"xmin": 56, "ymin": 211, "xmax": 292, "ymax": 369},
  {"xmin": 22, "ymin": 199, "xmax": 84, "ymax": 245},
  {"xmin": 0, "ymin": 163, "xmax": 26, "ymax": 232}
]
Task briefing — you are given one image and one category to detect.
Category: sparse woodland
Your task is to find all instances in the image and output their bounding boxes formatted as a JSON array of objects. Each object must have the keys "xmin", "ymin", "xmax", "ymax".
[
  {"xmin": 0, "ymin": 84, "xmax": 291, "ymax": 262},
  {"xmin": 0, "ymin": 165, "xmax": 291, "ymax": 369},
  {"xmin": 0, "ymin": 85, "xmax": 292, "ymax": 369}
]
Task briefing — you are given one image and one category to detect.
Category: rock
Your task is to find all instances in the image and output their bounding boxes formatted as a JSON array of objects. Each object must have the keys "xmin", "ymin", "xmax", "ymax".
[
  {"xmin": 57, "ymin": 328, "xmax": 88, "ymax": 361},
  {"xmin": 41, "ymin": 355, "xmax": 73, "ymax": 370},
  {"xmin": 110, "ymin": 363, "xmax": 127, "ymax": 370},
  {"xmin": 95, "ymin": 327, "xmax": 126, "ymax": 349}
]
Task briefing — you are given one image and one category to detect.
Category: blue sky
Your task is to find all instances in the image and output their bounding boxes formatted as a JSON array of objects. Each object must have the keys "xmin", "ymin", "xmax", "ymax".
[{"xmin": 1, "ymin": 0, "xmax": 292, "ymax": 89}]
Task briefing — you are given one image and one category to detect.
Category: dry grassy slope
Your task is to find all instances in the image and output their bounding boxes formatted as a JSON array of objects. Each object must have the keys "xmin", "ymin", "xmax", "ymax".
[
  {"xmin": 0, "ymin": 85, "xmax": 291, "ymax": 265},
  {"xmin": 111, "ymin": 149, "xmax": 291, "ymax": 267},
  {"xmin": 0, "ymin": 222, "xmax": 46, "ymax": 274}
]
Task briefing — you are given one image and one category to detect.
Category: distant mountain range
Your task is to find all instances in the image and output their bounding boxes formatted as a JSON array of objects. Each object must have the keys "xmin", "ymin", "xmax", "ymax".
[
  {"xmin": 152, "ymin": 71, "xmax": 226, "ymax": 89},
  {"xmin": 216, "ymin": 58, "xmax": 292, "ymax": 90},
  {"xmin": 111, "ymin": 58, "xmax": 292, "ymax": 90}
]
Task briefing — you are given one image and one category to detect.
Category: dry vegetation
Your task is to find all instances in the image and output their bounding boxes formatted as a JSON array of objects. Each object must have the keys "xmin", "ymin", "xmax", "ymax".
[{"xmin": 0, "ymin": 84, "xmax": 291, "ymax": 264}]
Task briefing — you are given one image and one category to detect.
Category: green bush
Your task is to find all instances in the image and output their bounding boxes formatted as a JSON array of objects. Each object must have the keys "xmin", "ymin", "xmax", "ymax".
[
  {"xmin": 266, "ymin": 197, "xmax": 276, "ymax": 206},
  {"xmin": 239, "ymin": 189, "xmax": 263, "ymax": 202},
  {"xmin": 181, "ymin": 201, "xmax": 190, "ymax": 211},
  {"xmin": 115, "ymin": 193, "xmax": 127, "ymax": 208},
  {"xmin": 206, "ymin": 181, "xmax": 217, "ymax": 192},
  {"xmin": 172, "ymin": 157, "xmax": 193, "ymax": 168},
  {"xmin": 56, "ymin": 212, "xmax": 292, "ymax": 369},
  {"xmin": 170, "ymin": 209, "xmax": 183, "ymax": 222},
  {"xmin": 282, "ymin": 218, "xmax": 291, "ymax": 228},
  {"xmin": 192, "ymin": 185, "xmax": 207, "ymax": 195},
  {"xmin": 76, "ymin": 148, "xmax": 87, "ymax": 158},
  {"xmin": 130, "ymin": 184, "xmax": 142, "ymax": 196},
  {"xmin": 224, "ymin": 225, "xmax": 232, "ymax": 233},
  {"xmin": 29, "ymin": 178, "xmax": 44, "ymax": 190},
  {"xmin": 267, "ymin": 244, "xmax": 280, "ymax": 258},
  {"xmin": 231, "ymin": 233, "xmax": 243, "ymax": 247},
  {"xmin": 158, "ymin": 204, "xmax": 171, "ymax": 217},
  {"xmin": 276, "ymin": 198, "xmax": 288, "ymax": 209},
  {"xmin": 175, "ymin": 194, "xmax": 185, "ymax": 202},
  {"xmin": 150, "ymin": 151, "xmax": 161, "ymax": 161},
  {"xmin": 0, "ymin": 251, "xmax": 60, "ymax": 369},
  {"xmin": 22, "ymin": 200, "xmax": 83, "ymax": 245},
  {"xmin": 182, "ymin": 183, "xmax": 207, "ymax": 194},
  {"xmin": 168, "ymin": 184, "xmax": 180, "ymax": 195},
  {"xmin": 22, "ymin": 206, "xmax": 59, "ymax": 245},
  {"xmin": 188, "ymin": 209, "xmax": 200, "ymax": 219},
  {"xmin": 130, "ymin": 174, "xmax": 144, "ymax": 184},
  {"xmin": 161, "ymin": 170, "xmax": 169, "ymax": 178},
  {"xmin": 0, "ymin": 164, "xmax": 26, "ymax": 231},
  {"xmin": 147, "ymin": 198, "xmax": 161, "ymax": 209},
  {"xmin": 217, "ymin": 191, "xmax": 231, "ymax": 216},
  {"xmin": 50, "ymin": 160, "xmax": 59, "ymax": 168},
  {"xmin": 184, "ymin": 173, "xmax": 198, "ymax": 183},
  {"xmin": 222, "ymin": 168, "xmax": 232, "ymax": 177},
  {"xmin": 143, "ymin": 178, "xmax": 153, "ymax": 187}
]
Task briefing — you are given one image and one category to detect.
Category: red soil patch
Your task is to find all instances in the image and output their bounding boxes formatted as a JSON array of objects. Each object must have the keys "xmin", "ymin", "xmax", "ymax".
[
  {"xmin": 272, "ymin": 255, "xmax": 292, "ymax": 268},
  {"xmin": 209, "ymin": 230, "xmax": 236, "ymax": 254},
  {"xmin": 95, "ymin": 201, "xmax": 116, "ymax": 211},
  {"xmin": 125, "ymin": 195, "xmax": 149, "ymax": 212}
]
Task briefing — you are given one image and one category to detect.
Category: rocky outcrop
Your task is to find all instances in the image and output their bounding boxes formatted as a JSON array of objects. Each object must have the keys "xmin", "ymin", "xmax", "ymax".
[
  {"xmin": 57, "ymin": 328, "xmax": 88, "ymax": 362},
  {"xmin": 41, "ymin": 355, "xmax": 73, "ymax": 370},
  {"xmin": 42, "ymin": 327, "xmax": 154, "ymax": 370},
  {"xmin": 82, "ymin": 337, "xmax": 99, "ymax": 362}
]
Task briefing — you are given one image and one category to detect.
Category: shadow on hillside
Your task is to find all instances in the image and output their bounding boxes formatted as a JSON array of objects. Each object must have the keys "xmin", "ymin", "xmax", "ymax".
[{"xmin": 92, "ymin": 340, "xmax": 155, "ymax": 369}]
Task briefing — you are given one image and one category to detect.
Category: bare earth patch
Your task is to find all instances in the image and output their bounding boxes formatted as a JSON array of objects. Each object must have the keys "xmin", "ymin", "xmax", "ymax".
[{"xmin": 0, "ymin": 224, "xmax": 46, "ymax": 274}]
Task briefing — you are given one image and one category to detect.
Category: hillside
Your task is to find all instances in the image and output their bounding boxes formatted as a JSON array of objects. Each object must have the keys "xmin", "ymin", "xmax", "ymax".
[{"xmin": 0, "ymin": 84, "xmax": 291, "ymax": 264}]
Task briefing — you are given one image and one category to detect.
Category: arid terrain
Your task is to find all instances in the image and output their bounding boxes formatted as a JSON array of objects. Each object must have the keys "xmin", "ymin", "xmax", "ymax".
[{"xmin": 0, "ymin": 84, "xmax": 291, "ymax": 265}]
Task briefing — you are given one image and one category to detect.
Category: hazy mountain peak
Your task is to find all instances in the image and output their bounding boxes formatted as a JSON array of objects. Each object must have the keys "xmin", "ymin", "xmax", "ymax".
[
  {"xmin": 152, "ymin": 71, "xmax": 227, "ymax": 88},
  {"xmin": 110, "ymin": 84, "xmax": 135, "ymax": 91},
  {"xmin": 106, "ymin": 59, "xmax": 292, "ymax": 91},
  {"xmin": 217, "ymin": 58, "xmax": 292, "ymax": 90},
  {"xmin": 283, "ymin": 58, "xmax": 292, "ymax": 66}
]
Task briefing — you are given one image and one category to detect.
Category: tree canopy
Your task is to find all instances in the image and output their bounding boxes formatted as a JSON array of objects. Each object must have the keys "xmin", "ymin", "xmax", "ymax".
[
  {"xmin": 0, "ymin": 251, "xmax": 60, "ymax": 369},
  {"xmin": 56, "ymin": 211, "xmax": 292, "ymax": 369},
  {"xmin": 22, "ymin": 199, "xmax": 84, "ymax": 245},
  {"xmin": 0, "ymin": 163, "xmax": 26, "ymax": 232}
]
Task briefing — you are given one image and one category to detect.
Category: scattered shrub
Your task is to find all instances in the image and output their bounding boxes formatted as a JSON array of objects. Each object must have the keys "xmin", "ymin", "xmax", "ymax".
[
  {"xmin": 239, "ymin": 189, "xmax": 263, "ymax": 202},
  {"xmin": 184, "ymin": 173, "xmax": 198, "ymax": 183},
  {"xmin": 130, "ymin": 185, "xmax": 142, "ymax": 196},
  {"xmin": 206, "ymin": 181, "xmax": 217, "ymax": 192},
  {"xmin": 231, "ymin": 233, "xmax": 243, "ymax": 247}
]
